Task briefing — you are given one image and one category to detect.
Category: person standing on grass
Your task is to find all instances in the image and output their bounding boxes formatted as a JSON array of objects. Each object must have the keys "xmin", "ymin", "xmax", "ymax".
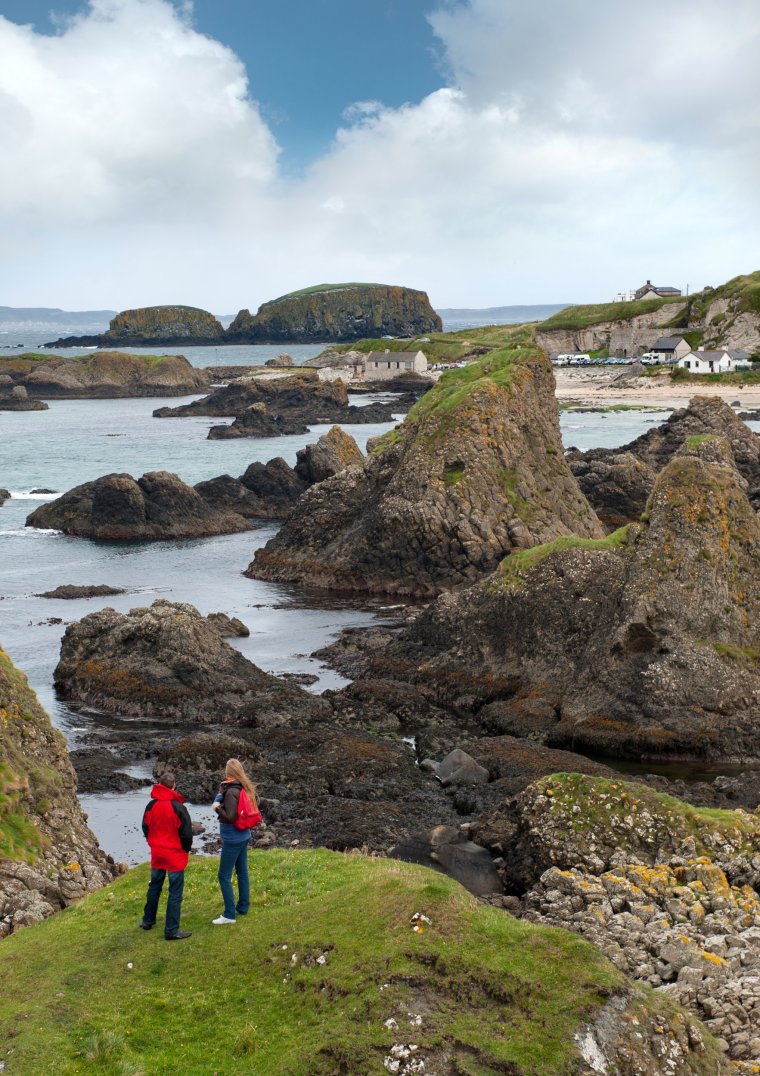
[
  {"xmin": 211, "ymin": 758, "xmax": 259, "ymax": 925},
  {"xmin": 140, "ymin": 771, "xmax": 193, "ymax": 940}
]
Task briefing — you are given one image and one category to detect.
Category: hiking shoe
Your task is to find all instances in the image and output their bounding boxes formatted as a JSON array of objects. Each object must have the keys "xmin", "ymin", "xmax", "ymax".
[
  {"xmin": 165, "ymin": 931, "xmax": 192, "ymax": 940},
  {"xmin": 139, "ymin": 921, "xmax": 154, "ymax": 930},
  {"xmin": 212, "ymin": 915, "xmax": 236, "ymax": 925}
]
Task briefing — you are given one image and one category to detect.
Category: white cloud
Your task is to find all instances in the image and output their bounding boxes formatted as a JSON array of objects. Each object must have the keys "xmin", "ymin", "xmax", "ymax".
[{"xmin": 2, "ymin": 0, "xmax": 760, "ymax": 309}]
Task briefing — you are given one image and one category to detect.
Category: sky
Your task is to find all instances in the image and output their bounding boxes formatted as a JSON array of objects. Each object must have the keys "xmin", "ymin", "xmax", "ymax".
[{"xmin": 1, "ymin": 0, "xmax": 759, "ymax": 312}]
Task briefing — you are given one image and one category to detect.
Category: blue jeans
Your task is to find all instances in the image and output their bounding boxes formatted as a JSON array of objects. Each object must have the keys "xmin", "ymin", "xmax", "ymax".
[
  {"xmin": 143, "ymin": 868, "xmax": 185, "ymax": 937},
  {"xmin": 218, "ymin": 840, "xmax": 250, "ymax": 920}
]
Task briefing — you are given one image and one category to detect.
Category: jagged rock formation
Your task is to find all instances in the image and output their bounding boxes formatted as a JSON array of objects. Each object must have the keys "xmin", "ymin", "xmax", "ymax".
[
  {"xmin": 537, "ymin": 301, "xmax": 688, "ymax": 357},
  {"xmin": 0, "ymin": 489, "xmax": 9, "ymax": 505},
  {"xmin": 153, "ymin": 372, "xmax": 407, "ymax": 437},
  {"xmin": 0, "ymin": 351, "xmax": 208, "ymax": 398},
  {"xmin": 225, "ymin": 283, "xmax": 441, "ymax": 343},
  {"xmin": 26, "ymin": 471, "xmax": 253, "ymax": 540},
  {"xmin": 568, "ymin": 396, "xmax": 760, "ymax": 528},
  {"xmin": 247, "ymin": 347, "xmax": 604, "ymax": 596},
  {"xmin": 195, "ymin": 428, "xmax": 363, "ymax": 518},
  {"xmin": 483, "ymin": 774, "xmax": 760, "ymax": 1065},
  {"xmin": 0, "ymin": 385, "xmax": 48, "ymax": 411},
  {"xmin": 54, "ymin": 599, "xmax": 326, "ymax": 724},
  {"xmin": 294, "ymin": 425, "xmax": 364, "ymax": 483},
  {"xmin": 45, "ymin": 305, "xmax": 224, "ymax": 347},
  {"xmin": 381, "ymin": 436, "xmax": 760, "ymax": 758},
  {"xmin": 0, "ymin": 644, "xmax": 119, "ymax": 936}
]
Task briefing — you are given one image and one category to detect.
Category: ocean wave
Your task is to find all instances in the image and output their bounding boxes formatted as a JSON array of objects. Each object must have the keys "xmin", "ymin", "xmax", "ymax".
[
  {"xmin": 8, "ymin": 491, "xmax": 59, "ymax": 500},
  {"xmin": 0, "ymin": 527, "xmax": 61, "ymax": 537}
]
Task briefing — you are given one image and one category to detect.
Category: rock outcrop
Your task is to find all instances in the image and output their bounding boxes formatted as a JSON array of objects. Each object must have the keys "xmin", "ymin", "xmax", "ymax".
[
  {"xmin": 382, "ymin": 436, "xmax": 760, "ymax": 758},
  {"xmin": 37, "ymin": 584, "xmax": 126, "ymax": 600},
  {"xmin": 489, "ymin": 774, "xmax": 760, "ymax": 1065},
  {"xmin": 45, "ymin": 305, "xmax": 224, "ymax": 347},
  {"xmin": 247, "ymin": 347, "xmax": 604, "ymax": 596},
  {"xmin": 568, "ymin": 396, "xmax": 760, "ymax": 528},
  {"xmin": 0, "ymin": 489, "xmax": 9, "ymax": 505},
  {"xmin": 225, "ymin": 283, "xmax": 441, "ymax": 343},
  {"xmin": 0, "ymin": 385, "xmax": 48, "ymax": 411},
  {"xmin": 537, "ymin": 301, "xmax": 688, "ymax": 357},
  {"xmin": 0, "ymin": 351, "xmax": 209, "ymax": 398},
  {"xmin": 54, "ymin": 599, "xmax": 326, "ymax": 724},
  {"xmin": 0, "ymin": 644, "xmax": 119, "ymax": 936},
  {"xmin": 26, "ymin": 471, "xmax": 253, "ymax": 540},
  {"xmin": 195, "ymin": 428, "xmax": 363, "ymax": 519}
]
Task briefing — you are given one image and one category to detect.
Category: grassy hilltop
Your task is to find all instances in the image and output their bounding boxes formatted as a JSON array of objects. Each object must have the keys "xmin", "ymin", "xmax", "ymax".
[{"xmin": 0, "ymin": 848, "xmax": 720, "ymax": 1075}]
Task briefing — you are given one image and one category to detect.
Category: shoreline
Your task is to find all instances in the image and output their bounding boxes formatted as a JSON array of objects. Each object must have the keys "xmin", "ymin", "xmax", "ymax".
[{"xmin": 553, "ymin": 367, "xmax": 760, "ymax": 410}]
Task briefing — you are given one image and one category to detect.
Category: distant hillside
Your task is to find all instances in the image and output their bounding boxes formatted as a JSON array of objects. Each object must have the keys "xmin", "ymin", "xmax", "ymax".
[
  {"xmin": 0, "ymin": 306, "xmax": 116, "ymax": 325},
  {"xmin": 439, "ymin": 304, "xmax": 570, "ymax": 330}
]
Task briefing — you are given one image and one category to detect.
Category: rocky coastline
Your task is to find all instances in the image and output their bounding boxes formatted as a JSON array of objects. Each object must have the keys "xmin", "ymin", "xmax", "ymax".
[{"xmin": 0, "ymin": 350, "xmax": 209, "ymax": 398}]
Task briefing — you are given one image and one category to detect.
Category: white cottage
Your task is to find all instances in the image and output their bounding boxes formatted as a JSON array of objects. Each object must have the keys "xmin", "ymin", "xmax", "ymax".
[
  {"xmin": 678, "ymin": 349, "xmax": 750, "ymax": 374},
  {"xmin": 364, "ymin": 350, "xmax": 428, "ymax": 380},
  {"xmin": 652, "ymin": 336, "xmax": 691, "ymax": 363}
]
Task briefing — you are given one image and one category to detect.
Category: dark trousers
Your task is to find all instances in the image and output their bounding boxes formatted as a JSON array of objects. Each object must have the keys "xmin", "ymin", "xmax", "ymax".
[
  {"xmin": 142, "ymin": 868, "xmax": 185, "ymax": 937},
  {"xmin": 218, "ymin": 840, "xmax": 250, "ymax": 920}
]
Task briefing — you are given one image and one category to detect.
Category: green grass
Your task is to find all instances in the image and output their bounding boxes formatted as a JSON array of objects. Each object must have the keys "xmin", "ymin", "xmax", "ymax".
[
  {"xmin": 0, "ymin": 850, "xmax": 644, "ymax": 1076},
  {"xmin": 670, "ymin": 366, "xmax": 760, "ymax": 385},
  {"xmin": 538, "ymin": 297, "xmax": 684, "ymax": 332},
  {"xmin": 325, "ymin": 322, "xmax": 537, "ymax": 366},
  {"xmin": 1, "ymin": 352, "xmax": 183, "ymax": 368},
  {"xmin": 491, "ymin": 527, "xmax": 632, "ymax": 592},
  {"xmin": 270, "ymin": 283, "xmax": 387, "ymax": 302}
]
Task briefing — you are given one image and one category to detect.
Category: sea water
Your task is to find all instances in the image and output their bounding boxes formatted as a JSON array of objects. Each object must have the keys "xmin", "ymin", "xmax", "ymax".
[{"xmin": 0, "ymin": 339, "xmax": 683, "ymax": 861}]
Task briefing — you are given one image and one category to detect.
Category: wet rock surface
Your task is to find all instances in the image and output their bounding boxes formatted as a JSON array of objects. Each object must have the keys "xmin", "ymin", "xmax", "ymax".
[
  {"xmin": 0, "ymin": 384, "xmax": 49, "ymax": 410},
  {"xmin": 248, "ymin": 348, "xmax": 603, "ymax": 596},
  {"xmin": 37, "ymin": 584, "xmax": 126, "ymax": 600},
  {"xmin": 0, "ymin": 488, "xmax": 10, "ymax": 505},
  {"xmin": 26, "ymin": 470, "xmax": 254, "ymax": 540},
  {"xmin": 54, "ymin": 599, "xmax": 326, "ymax": 725}
]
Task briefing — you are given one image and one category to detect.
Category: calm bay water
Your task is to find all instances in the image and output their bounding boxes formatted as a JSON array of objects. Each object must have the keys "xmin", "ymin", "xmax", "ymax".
[{"xmin": 0, "ymin": 338, "xmax": 683, "ymax": 861}]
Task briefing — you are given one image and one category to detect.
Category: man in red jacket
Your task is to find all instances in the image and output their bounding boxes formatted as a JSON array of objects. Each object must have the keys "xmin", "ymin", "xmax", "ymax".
[{"xmin": 139, "ymin": 772, "xmax": 193, "ymax": 940}]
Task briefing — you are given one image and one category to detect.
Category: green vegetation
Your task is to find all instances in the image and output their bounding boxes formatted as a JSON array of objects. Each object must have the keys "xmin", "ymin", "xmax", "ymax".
[
  {"xmin": 713, "ymin": 641, "xmax": 760, "ymax": 664},
  {"xmin": 685, "ymin": 434, "xmax": 712, "ymax": 449},
  {"xmin": 271, "ymin": 282, "xmax": 386, "ymax": 302},
  {"xmin": 0, "ymin": 850, "xmax": 643, "ymax": 1075},
  {"xmin": 0, "ymin": 352, "xmax": 182, "ymax": 369},
  {"xmin": 327, "ymin": 322, "xmax": 536, "ymax": 366},
  {"xmin": 491, "ymin": 527, "xmax": 632, "ymax": 592},
  {"xmin": 538, "ymin": 297, "xmax": 684, "ymax": 333},
  {"xmin": 670, "ymin": 366, "xmax": 760, "ymax": 385},
  {"xmin": 685, "ymin": 271, "xmax": 760, "ymax": 322}
]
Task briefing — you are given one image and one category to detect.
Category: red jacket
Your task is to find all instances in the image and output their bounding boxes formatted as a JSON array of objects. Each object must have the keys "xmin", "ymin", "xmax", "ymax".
[{"xmin": 142, "ymin": 784, "xmax": 193, "ymax": 872}]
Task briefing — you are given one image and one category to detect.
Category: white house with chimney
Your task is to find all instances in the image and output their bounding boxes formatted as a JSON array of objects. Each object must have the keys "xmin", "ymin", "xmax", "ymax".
[
  {"xmin": 364, "ymin": 350, "xmax": 428, "ymax": 380},
  {"xmin": 678, "ymin": 348, "xmax": 752, "ymax": 374}
]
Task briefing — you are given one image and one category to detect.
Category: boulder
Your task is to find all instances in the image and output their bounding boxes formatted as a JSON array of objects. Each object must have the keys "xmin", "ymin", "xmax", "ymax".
[
  {"xmin": 2, "ymin": 351, "xmax": 209, "ymax": 398},
  {"xmin": 247, "ymin": 347, "xmax": 604, "ymax": 596},
  {"xmin": 383, "ymin": 435, "xmax": 760, "ymax": 758},
  {"xmin": 569, "ymin": 395, "xmax": 760, "ymax": 527},
  {"xmin": 0, "ymin": 643, "xmax": 119, "ymax": 936},
  {"xmin": 294, "ymin": 425, "xmax": 364, "ymax": 484},
  {"xmin": 54, "ymin": 599, "xmax": 326, "ymax": 725},
  {"xmin": 0, "ymin": 489, "xmax": 9, "ymax": 506},
  {"xmin": 26, "ymin": 471, "xmax": 253, "ymax": 540},
  {"xmin": 207, "ymin": 612, "xmax": 250, "ymax": 637},
  {"xmin": 264, "ymin": 354, "xmax": 294, "ymax": 367},
  {"xmin": 437, "ymin": 748, "xmax": 489, "ymax": 786},
  {"xmin": 224, "ymin": 284, "xmax": 441, "ymax": 343},
  {"xmin": 0, "ymin": 384, "xmax": 48, "ymax": 411}
]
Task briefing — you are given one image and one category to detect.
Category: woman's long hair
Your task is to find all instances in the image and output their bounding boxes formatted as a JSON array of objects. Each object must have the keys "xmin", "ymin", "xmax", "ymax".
[{"xmin": 225, "ymin": 758, "xmax": 256, "ymax": 800}]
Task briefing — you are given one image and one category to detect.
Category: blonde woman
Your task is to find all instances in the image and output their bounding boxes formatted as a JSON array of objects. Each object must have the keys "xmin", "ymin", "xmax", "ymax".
[{"xmin": 211, "ymin": 758, "xmax": 259, "ymax": 925}]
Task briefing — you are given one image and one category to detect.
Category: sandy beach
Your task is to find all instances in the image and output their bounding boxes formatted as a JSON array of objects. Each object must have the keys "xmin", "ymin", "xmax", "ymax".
[{"xmin": 553, "ymin": 367, "xmax": 760, "ymax": 410}]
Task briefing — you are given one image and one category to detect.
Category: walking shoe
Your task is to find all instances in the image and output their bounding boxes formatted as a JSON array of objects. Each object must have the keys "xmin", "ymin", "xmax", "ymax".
[
  {"xmin": 139, "ymin": 921, "xmax": 154, "ymax": 930},
  {"xmin": 165, "ymin": 931, "xmax": 192, "ymax": 940},
  {"xmin": 212, "ymin": 915, "xmax": 236, "ymax": 925}
]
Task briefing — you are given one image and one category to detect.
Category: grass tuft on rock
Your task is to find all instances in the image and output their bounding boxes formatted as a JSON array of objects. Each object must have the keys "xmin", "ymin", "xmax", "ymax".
[{"xmin": 491, "ymin": 527, "xmax": 633, "ymax": 592}]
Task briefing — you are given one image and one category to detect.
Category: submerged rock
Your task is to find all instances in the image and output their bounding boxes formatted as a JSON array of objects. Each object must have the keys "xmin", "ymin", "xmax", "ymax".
[
  {"xmin": 0, "ymin": 644, "xmax": 119, "ymax": 936},
  {"xmin": 0, "ymin": 489, "xmax": 9, "ymax": 505},
  {"xmin": 37, "ymin": 584, "xmax": 126, "ymax": 600},
  {"xmin": 383, "ymin": 435, "xmax": 760, "ymax": 758},
  {"xmin": 26, "ymin": 470, "xmax": 253, "ymax": 540},
  {"xmin": 54, "ymin": 599, "xmax": 326, "ymax": 725},
  {"xmin": 247, "ymin": 347, "xmax": 603, "ymax": 596}
]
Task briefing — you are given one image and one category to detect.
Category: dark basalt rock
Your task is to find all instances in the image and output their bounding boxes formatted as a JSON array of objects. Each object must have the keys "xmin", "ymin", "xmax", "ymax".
[
  {"xmin": 568, "ymin": 395, "xmax": 760, "ymax": 528},
  {"xmin": 45, "ymin": 305, "xmax": 224, "ymax": 348},
  {"xmin": 378, "ymin": 435, "xmax": 760, "ymax": 759},
  {"xmin": 224, "ymin": 284, "xmax": 442, "ymax": 343},
  {"xmin": 26, "ymin": 471, "xmax": 253, "ymax": 540},
  {"xmin": 294, "ymin": 425, "xmax": 364, "ymax": 483},
  {"xmin": 54, "ymin": 599, "xmax": 326, "ymax": 725},
  {"xmin": 0, "ymin": 489, "xmax": 9, "ymax": 506},
  {"xmin": 206, "ymin": 612, "xmax": 250, "ymax": 637},
  {"xmin": 1, "ymin": 351, "xmax": 209, "ymax": 398},
  {"xmin": 207, "ymin": 407, "xmax": 309, "ymax": 439},
  {"xmin": 247, "ymin": 347, "xmax": 604, "ymax": 597},
  {"xmin": 37, "ymin": 584, "xmax": 126, "ymax": 600},
  {"xmin": 153, "ymin": 373, "xmax": 347, "ymax": 418},
  {"xmin": 0, "ymin": 385, "xmax": 48, "ymax": 411}
]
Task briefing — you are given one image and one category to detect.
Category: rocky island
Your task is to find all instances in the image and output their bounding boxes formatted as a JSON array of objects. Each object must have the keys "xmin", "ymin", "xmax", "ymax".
[
  {"xmin": 0, "ymin": 350, "xmax": 209, "ymax": 398},
  {"xmin": 45, "ymin": 304, "xmax": 225, "ymax": 348},
  {"xmin": 26, "ymin": 471, "xmax": 253, "ymax": 540}
]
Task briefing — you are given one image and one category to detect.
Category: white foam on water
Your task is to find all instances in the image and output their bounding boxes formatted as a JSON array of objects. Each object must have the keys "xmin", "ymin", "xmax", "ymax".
[{"xmin": 8, "ymin": 491, "xmax": 59, "ymax": 500}]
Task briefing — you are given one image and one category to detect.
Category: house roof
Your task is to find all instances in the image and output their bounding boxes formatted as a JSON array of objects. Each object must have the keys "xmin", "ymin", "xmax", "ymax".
[
  {"xmin": 366, "ymin": 350, "xmax": 425, "ymax": 362},
  {"xmin": 653, "ymin": 336, "xmax": 686, "ymax": 349},
  {"xmin": 684, "ymin": 350, "xmax": 730, "ymax": 360}
]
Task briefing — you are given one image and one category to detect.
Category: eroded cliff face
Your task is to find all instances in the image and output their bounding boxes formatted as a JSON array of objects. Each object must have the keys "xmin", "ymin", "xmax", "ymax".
[
  {"xmin": 536, "ymin": 303, "xmax": 688, "ymax": 356},
  {"xmin": 225, "ymin": 284, "xmax": 442, "ymax": 342},
  {"xmin": 247, "ymin": 347, "xmax": 603, "ymax": 596},
  {"xmin": 0, "ymin": 646, "xmax": 118, "ymax": 936},
  {"xmin": 46, "ymin": 306, "xmax": 225, "ymax": 347},
  {"xmin": 385, "ymin": 436, "xmax": 760, "ymax": 758},
  {"xmin": 0, "ymin": 352, "xmax": 209, "ymax": 398}
]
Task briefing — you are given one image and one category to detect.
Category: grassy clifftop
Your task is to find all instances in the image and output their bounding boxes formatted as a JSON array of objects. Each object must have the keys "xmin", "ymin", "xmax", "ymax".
[
  {"xmin": 0, "ymin": 849, "xmax": 721, "ymax": 1074},
  {"xmin": 538, "ymin": 296, "xmax": 685, "ymax": 332}
]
